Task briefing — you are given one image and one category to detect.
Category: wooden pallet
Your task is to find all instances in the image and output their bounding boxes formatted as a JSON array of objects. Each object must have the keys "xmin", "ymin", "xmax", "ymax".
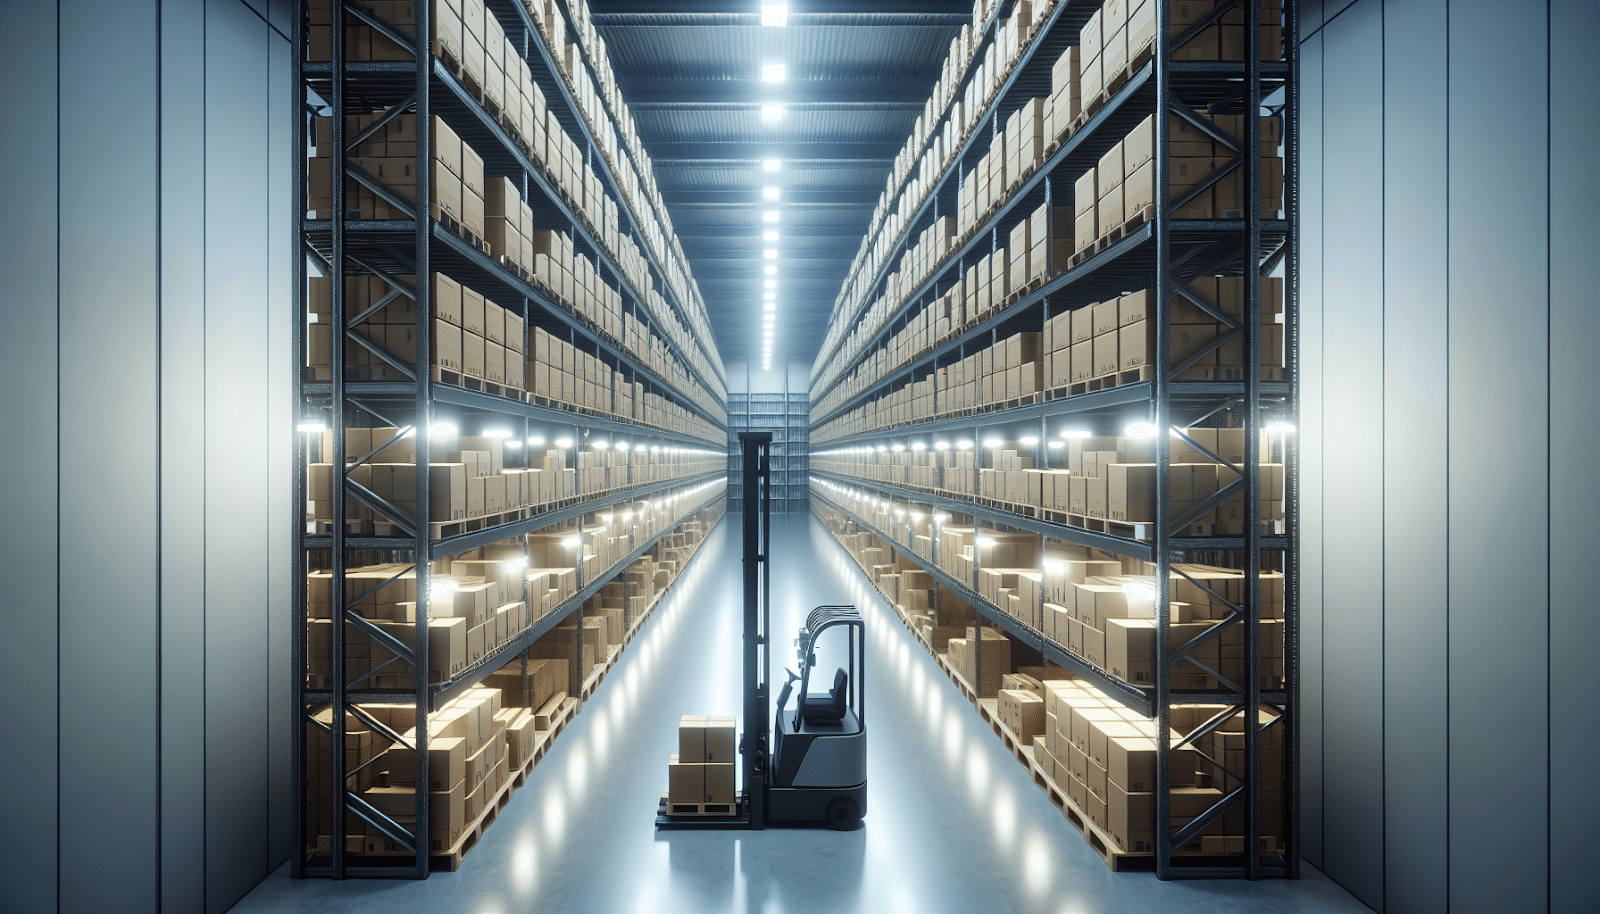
[
  {"xmin": 511, "ymin": 696, "xmax": 578, "ymax": 789},
  {"xmin": 1027, "ymin": 751, "xmax": 1153, "ymax": 871},
  {"xmin": 658, "ymin": 791, "xmax": 742, "ymax": 818},
  {"xmin": 1067, "ymin": 365, "xmax": 1157, "ymax": 396},
  {"xmin": 579, "ymin": 643, "xmax": 622, "ymax": 701}
]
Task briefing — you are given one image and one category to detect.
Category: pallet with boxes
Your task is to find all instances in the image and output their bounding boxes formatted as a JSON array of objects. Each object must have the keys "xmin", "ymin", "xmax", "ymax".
[
  {"xmin": 303, "ymin": 498, "xmax": 722, "ymax": 869},
  {"xmin": 813, "ymin": 503, "xmax": 1288, "ymax": 866},
  {"xmin": 812, "ymin": 425, "xmax": 1287, "ymax": 541},
  {"xmin": 811, "ymin": 0, "xmax": 1287, "ymax": 438},
  {"xmin": 305, "ymin": 0, "xmax": 727, "ymax": 421},
  {"xmin": 810, "ymin": 275, "xmax": 1286, "ymax": 446},
  {"xmin": 304, "ymin": 424, "xmax": 719, "ymax": 539},
  {"xmin": 664, "ymin": 716, "xmax": 739, "ymax": 815}
]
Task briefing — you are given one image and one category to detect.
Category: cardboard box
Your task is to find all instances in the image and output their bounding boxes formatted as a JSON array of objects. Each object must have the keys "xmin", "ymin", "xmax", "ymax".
[
  {"xmin": 704, "ymin": 762, "xmax": 736, "ymax": 805},
  {"xmin": 667, "ymin": 754, "xmax": 703, "ymax": 805}
]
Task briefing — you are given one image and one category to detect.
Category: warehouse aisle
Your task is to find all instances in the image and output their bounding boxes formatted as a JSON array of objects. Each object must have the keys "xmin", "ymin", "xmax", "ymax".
[{"xmin": 232, "ymin": 512, "xmax": 1369, "ymax": 914}]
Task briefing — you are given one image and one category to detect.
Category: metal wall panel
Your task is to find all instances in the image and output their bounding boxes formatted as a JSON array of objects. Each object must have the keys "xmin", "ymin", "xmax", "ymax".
[
  {"xmin": 1447, "ymin": 4, "xmax": 1549, "ymax": 912},
  {"xmin": 1379, "ymin": 1, "xmax": 1449, "ymax": 910},
  {"xmin": 159, "ymin": 0, "xmax": 210, "ymax": 910},
  {"xmin": 1294, "ymin": 24, "xmax": 1326, "ymax": 871},
  {"xmin": 265, "ymin": 26, "xmax": 296, "ymax": 868},
  {"xmin": 0, "ymin": 3, "xmax": 60, "ymax": 911},
  {"xmin": 58, "ymin": 2, "xmax": 163, "ymax": 911},
  {"xmin": 204, "ymin": 1, "xmax": 273, "ymax": 910},
  {"xmin": 1317, "ymin": 2, "xmax": 1385, "ymax": 907},
  {"xmin": 1547, "ymin": 2, "xmax": 1598, "ymax": 911}
]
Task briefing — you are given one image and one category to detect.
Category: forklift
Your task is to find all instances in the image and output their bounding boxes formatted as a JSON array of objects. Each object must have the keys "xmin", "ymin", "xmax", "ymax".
[{"xmin": 656, "ymin": 432, "xmax": 867, "ymax": 831}]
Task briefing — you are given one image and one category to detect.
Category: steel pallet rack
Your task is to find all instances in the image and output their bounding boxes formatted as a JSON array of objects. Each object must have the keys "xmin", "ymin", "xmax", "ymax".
[
  {"xmin": 292, "ymin": 0, "xmax": 728, "ymax": 879},
  {"xmin": 726, "ymin": 391, "xmax": 811, "ymax": 513},
  {"xmin": 807, "ymin": 0, "xmax": 1298, "ymax": 880}
]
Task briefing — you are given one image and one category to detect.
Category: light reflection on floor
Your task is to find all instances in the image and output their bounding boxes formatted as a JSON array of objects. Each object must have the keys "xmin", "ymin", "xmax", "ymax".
[{"xmin": 229, "ymin": 512, "xmax": 1372, "ymax": 914}]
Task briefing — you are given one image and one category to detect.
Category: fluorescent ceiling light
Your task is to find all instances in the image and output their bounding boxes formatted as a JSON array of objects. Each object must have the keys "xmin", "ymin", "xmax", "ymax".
[
  {"xmin": 982, "ymin": 437, "xmax": 1003, "ymax": 448},
  {"xmin": 763, "ymin": 249, "xmax": 778, "ymax": 259},
  {"xmin": 763, "ymin": 186, "xmax": 780, "ymax": 200},
  {"xmin": 764, "ymin": 303, "xmax": 776, "ymax": 312},
  {"xmin": 1058, "ymin": 429, "xmax": 1092, "ymax": 439},
  {"xmin": 761, "ymin": 63, "xmax": 786, "ymax": 82},
  {"xmin": 763, "ymin": 230, "xmax": 779, "ymax": 241},
  {"xmin": 1020, "ymin": 435, "xmax": 1038, "ymax": 446},
  {"xmin": 527, "ymin": 435, "xmax": 545, "ymax": 446},
  {"xmin": 764, "ymin": 291, "xmax": 776, "ymax": 299},
  {"xmin": 296, "ymin": 421, "xmax": 326, "ymax": 433},
  {"xmin": 762, "ymin": 158, "xmax": 781, "ymax": 171},
  {"xmin": 761, "ymin": 4, "xmax": 788, "ymax": 27},
  {"xmin": 764, "ymin": 278, "xmax": 776, "ymax": 286},
  {"xmin": 555, "ymin": 437, "xmax": 573, "ymax": 448},
  {"xmin": 762, "ymin": 210, "xmax": 779, "ymax": 223},
  {"xmin": 760, "ymin": 105, "xmax": 784, "ymax": 122},
  {"xmin": 764, "ymin": 266, "xmax": 777, "ymax": 275}
]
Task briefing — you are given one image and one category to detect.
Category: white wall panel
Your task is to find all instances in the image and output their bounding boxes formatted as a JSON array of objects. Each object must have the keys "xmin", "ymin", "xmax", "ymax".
[
  {"xmin": 1546, "ymin": 2, "xmax": 1596, "ymax": 912},
  {"xmin": 0, "ymin": 4, "xmax": 61, "ymax": 909},
  {"xmin": 1446, "ymin": 3, "xmax": 1549, "ymax": 910},
  {"xmin": 1317, "ymin": 3, "xmax": 1385, "ymax": 906},
  {"xmin": 1294, "ymin": 24, "xmax": 1325, "ymax": 871},
  {"xmin": 58, "ymin": 2, "xmax": 163, "ymax": 910},
  {"xmin": 1379, "ymin": 0, "xmax": 1449, "ymax": 910},
  {"xmin": 204, "ymin": 1, "xmax": 274, "ymax": 909}
]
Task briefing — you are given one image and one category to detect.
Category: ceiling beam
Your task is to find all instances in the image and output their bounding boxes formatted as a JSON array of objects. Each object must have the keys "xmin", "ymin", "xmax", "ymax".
[
  {"xmin": 643, "ymin": 142, "xmax": 900, "ymax": 162},
  {"xmin": 650, "ymin": 157, "xmax": 889, "ymax": 170},
  {"xmin": 590, "ymin": 0, "xmax": 973, "ymax": 23},
  {"xmin": 619, "ymin": 79, "xmax": 933, "ymax": 107},
  {"xmin": 661, "ymin": 192, "xmax": 876, "ymax": 208}
]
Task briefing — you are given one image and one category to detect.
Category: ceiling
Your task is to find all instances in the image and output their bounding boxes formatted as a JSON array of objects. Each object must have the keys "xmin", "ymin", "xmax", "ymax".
[{"xmin": 590, "ymin": 0, "xmax": 971, "ymax": 370}]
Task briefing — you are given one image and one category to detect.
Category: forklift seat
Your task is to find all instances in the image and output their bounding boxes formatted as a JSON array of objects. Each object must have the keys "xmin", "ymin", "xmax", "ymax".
[{"xmin": 801, "ymin": 668, "xmax": 849, "ymax": 723}]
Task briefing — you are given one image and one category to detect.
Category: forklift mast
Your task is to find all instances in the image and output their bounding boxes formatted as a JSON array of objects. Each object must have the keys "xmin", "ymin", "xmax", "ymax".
[{"xmin": 738, "ymin": 431, "xmax": 773, "ymax": 830}]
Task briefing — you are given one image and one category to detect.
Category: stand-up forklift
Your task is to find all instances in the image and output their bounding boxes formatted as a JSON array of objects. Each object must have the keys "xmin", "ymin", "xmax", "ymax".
[{"xmin": 656, "ymin": 432, "xmax": 867, "ymax": 830}]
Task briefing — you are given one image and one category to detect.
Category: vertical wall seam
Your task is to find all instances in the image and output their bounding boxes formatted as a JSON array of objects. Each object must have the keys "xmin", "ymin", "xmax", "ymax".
[
  {"xmin": 201, "ymin": 0, "xmax": 209, "ymax": 903},
  {"xmin": 1318, "ymin": 25, "xmax": 1327, "ymax": 866},
  {"xmin": 1377, "ymin": 3, "xmax": 1386, "ymax": 908},
  {"xmin": 154, "ymin": 0, "xmax": 163, "ymax": 908},
  {"xmin": 1544, "ymin": 1, "xmax": 1553, "ymax": 909},
  {"xmin": 54, "ymin": 3, "xmax": 63, "ymax": 911},
  {"xmin": 1441, "ymin": 0, "xmax": 1451, "ymax": 906}
]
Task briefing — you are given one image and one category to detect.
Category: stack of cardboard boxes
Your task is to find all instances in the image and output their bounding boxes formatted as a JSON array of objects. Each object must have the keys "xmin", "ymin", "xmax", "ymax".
[
  {"xmin": 814, "ymin": 505, "xmax": 1287, "ymax": 858},
  {"xmin": 667, "ymin": 716, "xmax": 738, "ymax": 810},
  {"xmin": 306, "ymin": 684, "xmax": 512, "ymax": 855},
  {"xmin": 306, "ymin": 268, "xmax": 523, "ymax": 389},
  {"xmin": 307, "ymin": 0, "xmax": 729, "ymax": 420}
]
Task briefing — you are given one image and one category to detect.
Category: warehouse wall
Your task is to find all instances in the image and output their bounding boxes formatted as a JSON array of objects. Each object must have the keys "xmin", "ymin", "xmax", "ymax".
[
  {"xmin": 0, "ymin": 2, "xmax": 295, "ymax": 913},
  {"xmin": 1298, "ymin": 1, "xmax": 1597, "ymax": 912}
]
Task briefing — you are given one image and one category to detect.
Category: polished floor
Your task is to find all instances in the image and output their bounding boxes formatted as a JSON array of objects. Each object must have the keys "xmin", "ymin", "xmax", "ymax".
[{"xmin": 232, "ymin": 512, "xmax": 1372, "ymax": 914}]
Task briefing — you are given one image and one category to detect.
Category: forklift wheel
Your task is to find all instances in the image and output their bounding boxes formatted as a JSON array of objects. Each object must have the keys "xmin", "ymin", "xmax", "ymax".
[{"xmin": 825, "ymin": 797, "xmax": 860, "ymax": 831}]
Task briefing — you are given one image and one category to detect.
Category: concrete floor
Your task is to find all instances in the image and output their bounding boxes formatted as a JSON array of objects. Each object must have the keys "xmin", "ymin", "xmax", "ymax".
[{"xmin": 232, "ymin": 511, "xmax": 1373, "ymax": 914}]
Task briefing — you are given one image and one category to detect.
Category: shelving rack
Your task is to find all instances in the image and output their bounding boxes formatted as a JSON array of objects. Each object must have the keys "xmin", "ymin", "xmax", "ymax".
[
  {"xmin": 726, "ymin": 391, "xmax": 809, "ymax": 513},
  {"xmin": 292, "ymin": 0, "xmax": 728, "ymax": 879},
  {"xmin": 807, "ymin": 0, "xmax": 1297, "ymax": 880}
]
